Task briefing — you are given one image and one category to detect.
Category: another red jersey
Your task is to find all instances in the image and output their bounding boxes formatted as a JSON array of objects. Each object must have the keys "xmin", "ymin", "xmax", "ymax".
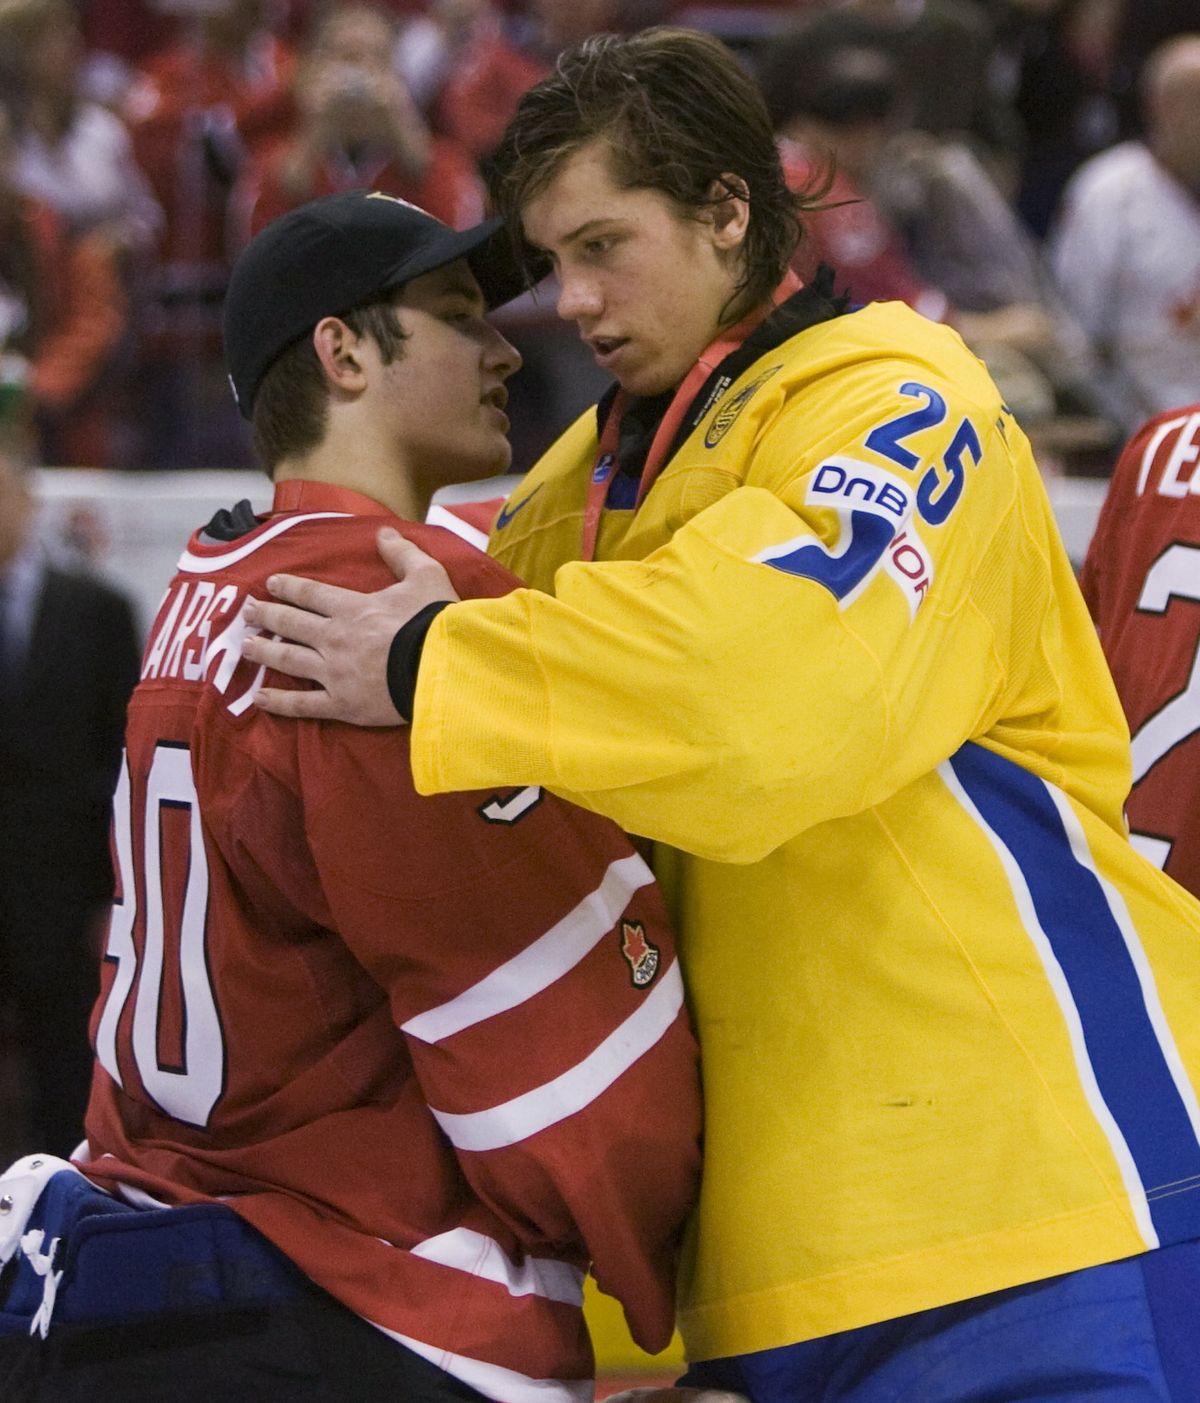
[
  {"xmin": 1081, "ymin": 404, "xmax": 1200, "ymax": 898},
  {"xmin": 81, "ymin": 480, "xmax": 700, "ymax": 1402}
]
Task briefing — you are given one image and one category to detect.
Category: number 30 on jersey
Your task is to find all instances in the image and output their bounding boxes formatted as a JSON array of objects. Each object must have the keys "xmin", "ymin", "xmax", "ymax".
[{"xmin": 94, "ymin": 745, "xmax": 225, "ymax": 1128}]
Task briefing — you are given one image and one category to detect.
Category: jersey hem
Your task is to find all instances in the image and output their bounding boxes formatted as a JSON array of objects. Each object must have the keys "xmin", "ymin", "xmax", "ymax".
[{"xmin": 678, "ymin": 1198, "xmax": 1148, "ymax": 1359}]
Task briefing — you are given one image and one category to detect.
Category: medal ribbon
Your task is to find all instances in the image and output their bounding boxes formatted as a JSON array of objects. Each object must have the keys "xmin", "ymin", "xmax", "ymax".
[{"xmin": 580, "ymin": 271, "xmax": 802, "ymax": 561}]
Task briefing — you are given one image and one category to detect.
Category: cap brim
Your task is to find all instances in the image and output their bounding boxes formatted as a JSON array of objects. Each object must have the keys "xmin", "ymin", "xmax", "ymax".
[{"xmin": 381, "ymin": 216, "xmax": 529, "ymax": 311}]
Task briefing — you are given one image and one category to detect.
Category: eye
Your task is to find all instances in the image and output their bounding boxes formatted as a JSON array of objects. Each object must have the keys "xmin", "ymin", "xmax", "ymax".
[{"xmin": 582, "ymin": 235, "xmax": 616, "ymax": 257}]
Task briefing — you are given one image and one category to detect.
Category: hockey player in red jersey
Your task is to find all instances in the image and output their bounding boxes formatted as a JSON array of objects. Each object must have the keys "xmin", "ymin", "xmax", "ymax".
[
  {"xmin": 0, "ymin": 192, "xmax": 700, "ymax": 1403},
  {"xmin": 1081, "ymin": 403, "xmax": 1200, "ymax": 899}
]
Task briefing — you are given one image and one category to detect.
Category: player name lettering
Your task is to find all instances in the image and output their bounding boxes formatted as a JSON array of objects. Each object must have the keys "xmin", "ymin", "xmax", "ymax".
[
  {"xmin": 1138, "ymin": 410, "xmax": 1200, "ymax": 498},
  {"xmin": 142, "ymin": 580, "xmax": 243, "ymax": 688}
]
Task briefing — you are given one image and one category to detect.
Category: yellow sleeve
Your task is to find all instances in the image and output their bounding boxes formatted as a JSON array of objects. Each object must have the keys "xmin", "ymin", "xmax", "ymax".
[{"xmin": 412, "ymin": 391, "xmax": 1053, "ymax": 862}]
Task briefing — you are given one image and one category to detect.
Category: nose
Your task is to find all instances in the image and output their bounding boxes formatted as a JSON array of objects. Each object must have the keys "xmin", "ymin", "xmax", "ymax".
[
  {"xmin": 554, "ymin": 268, "xmax": 602, "ymax": 324},
  {"xmin": 483, "ymin": 323, "xmax": 522, "ymax": 380}
]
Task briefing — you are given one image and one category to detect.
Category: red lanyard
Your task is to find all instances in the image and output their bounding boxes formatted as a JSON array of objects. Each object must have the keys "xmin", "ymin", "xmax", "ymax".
[{"xmin": 580, "ymin": 271, "xmax": 802, "ymax": 561}]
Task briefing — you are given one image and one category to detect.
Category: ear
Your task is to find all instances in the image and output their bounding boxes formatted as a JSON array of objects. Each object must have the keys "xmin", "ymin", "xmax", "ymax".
[
  {"xmin": 705, "ymin": 173, "xmax": 751, "ymax": 252},
  {"xmin": 311, "ymin": 316, "xmax": 369, "ymax": 400}
]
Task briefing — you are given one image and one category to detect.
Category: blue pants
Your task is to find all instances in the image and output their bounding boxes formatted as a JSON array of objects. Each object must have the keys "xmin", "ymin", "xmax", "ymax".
[
  {"xmin": 681, "ymin": 1242, "xmax": 1200, "ymax": 1402},
  {"xmin": 0, "ymin": 1167, "xmax": 487, "ymax": 1402}
]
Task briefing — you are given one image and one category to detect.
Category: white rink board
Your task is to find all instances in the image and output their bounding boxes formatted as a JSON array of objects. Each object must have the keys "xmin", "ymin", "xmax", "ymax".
[
  {"xmin": 33, "ymin": 470, "xmax": 271, "ymax": 640},
  {"xmin": 31, "ymin": 467, "xmax": 1107, "ymax": 643}
]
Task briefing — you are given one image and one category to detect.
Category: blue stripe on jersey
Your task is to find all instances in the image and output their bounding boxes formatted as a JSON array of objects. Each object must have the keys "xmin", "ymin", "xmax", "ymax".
[
  {"xmin": 949, "ymin": 742, "xmax": 1200, "ymax": 1245},
  {"xmin": 759, "ymin": 510, "xmax": 895, "ymax": 601}
]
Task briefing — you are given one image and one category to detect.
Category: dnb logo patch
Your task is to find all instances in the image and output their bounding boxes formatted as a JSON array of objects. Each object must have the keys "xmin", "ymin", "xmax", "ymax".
[
  {"xmin": 704, "ymin": 366, "xmax": 781, "ymax": 448},
  {"xmin": 621, "ymin": 921, "xmax": 660, "ymax": 987},
  {"xmin": 754, "ymin": 457, "xmax": 934, "ymax": 619}
]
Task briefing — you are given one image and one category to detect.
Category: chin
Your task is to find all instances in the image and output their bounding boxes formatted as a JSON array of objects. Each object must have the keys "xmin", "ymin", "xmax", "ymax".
[
  {"xmin": 618, "ymin": 363, "xmax": 682, "ymax": 398},
  {"xmin": 486, "ymin": 442, "xmax": 513, "ymax": 475},
  {"xmin": 459, "ymin": 444, "xmax": 512, "ymax": 482}
]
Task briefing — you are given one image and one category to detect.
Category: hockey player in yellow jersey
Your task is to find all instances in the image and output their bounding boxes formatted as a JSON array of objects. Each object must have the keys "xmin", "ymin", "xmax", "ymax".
[{"xmin": 244, "ymin": 27, "xmax": 1200, "ymax": 1403}]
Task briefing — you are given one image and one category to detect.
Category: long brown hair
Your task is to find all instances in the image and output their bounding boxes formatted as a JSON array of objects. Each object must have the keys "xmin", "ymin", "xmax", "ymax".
[{"xmin": 487, "ymin": 27, "xmax": 826, "ymax": 318}]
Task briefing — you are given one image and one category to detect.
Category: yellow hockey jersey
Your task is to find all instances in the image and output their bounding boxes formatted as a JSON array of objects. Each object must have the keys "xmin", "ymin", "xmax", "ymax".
[{"xmin": 410, "ymin": 300, "xmax": 1200, "ymax": 1360}]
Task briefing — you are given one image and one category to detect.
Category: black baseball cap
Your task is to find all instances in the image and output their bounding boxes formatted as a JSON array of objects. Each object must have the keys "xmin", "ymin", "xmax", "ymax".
[{"xmin": 223, "ymin": 190, "xmax": 528, "ymax": 417}]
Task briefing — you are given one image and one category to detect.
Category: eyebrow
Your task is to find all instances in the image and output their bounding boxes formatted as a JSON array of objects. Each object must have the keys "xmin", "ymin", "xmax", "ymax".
[
  {"xmin": 436, "ymin": 276, "xmax": 486, "ymax": 307},
  {"xmin": 529, "ymin": 217, "xmax": 620, "ymax": 254}
]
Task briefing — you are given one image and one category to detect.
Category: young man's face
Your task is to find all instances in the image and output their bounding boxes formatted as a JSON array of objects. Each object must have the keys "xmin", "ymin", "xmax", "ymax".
[
  {"xmin": 521, "ymin": 139, "xmax": 747, "ymax": 397},
  {"xmin": 368, "ymin": 260, "xmax": 521, "ymax": 495}
]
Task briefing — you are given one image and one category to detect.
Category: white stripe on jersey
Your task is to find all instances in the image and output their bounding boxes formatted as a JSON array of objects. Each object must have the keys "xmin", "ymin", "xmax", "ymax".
[
  {"xmin": 402, "ymin": 854, "xmax": 656, "ymax": 1044},
  {"xmin": 410, "ymin": 1228, "xmax": 584, "ymax": 1306},
  {"xmin": 425, "ymin": 503, "xmax": 490, "ymax": 552},
  {"xmin": 376, "ymin": 1324, "xmax": 592, "ymax": 1403},
  {"xmin": 938, "ymin": 760, "xmax": 1159, "ymax": 1249},
  {"xmin": 430, "ymin": 960, "xmax": 685, "ymax": 1152},
  {"xmin": 176, "ymin": 512, "xmax": 350, "ymax": 572}
]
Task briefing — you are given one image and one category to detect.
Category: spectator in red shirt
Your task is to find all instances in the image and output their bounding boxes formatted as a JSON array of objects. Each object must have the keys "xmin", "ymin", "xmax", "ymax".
[
  {"xmin": 0, "ymin": 0, "xmax": 160, "ymax": 253},
  {"xmin": 234, "ymin": 4, "xmax": 484, "ymax": 242},
  {"xmin": 122, "ymin": 0, "xmax": 295, "ymax": 467},
  {"xmin": 396, "ymin": 0, "xmax": 546, "ymax": 164},
  {"xmin": 0, "ymin": 106, "xmax": 127, "ymax": 466},
  {"xmin": 78, "ymin": 0, "xmax": 178, "ymax": 70},
  {"xmin": 759, "ymin": 33, "xmax": 1112, "ymax": 450},
  {"xmin": 766, "ymin": 43, "xmax": 951, "ymax": 323}
]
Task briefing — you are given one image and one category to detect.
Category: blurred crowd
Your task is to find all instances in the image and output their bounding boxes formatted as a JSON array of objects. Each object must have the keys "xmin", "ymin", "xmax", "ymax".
[{"xmin": 0, "ymin": 0, "xmax": 1196, "ymax": 478}]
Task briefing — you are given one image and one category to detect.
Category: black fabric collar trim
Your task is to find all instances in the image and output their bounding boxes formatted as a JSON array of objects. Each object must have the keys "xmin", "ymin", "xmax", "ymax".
[{"xmin": 200, "ymin": 498, "xmax": 261, "ymax": 543}]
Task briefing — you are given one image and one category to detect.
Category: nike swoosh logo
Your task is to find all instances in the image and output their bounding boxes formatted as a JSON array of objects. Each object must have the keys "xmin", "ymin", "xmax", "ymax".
[{"xmin": 495, "ymin": 483, "xmax": 543, "ymax": 530}]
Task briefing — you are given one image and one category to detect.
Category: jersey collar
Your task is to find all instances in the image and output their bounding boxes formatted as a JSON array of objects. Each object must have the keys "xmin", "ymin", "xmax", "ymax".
[
  {"xmin": 271, "ymin": 478, "xmax": 394, "ymax": 517},
  {"xmin": 581, "ymin": 268, "xmax": 849, "ymax": 561}
]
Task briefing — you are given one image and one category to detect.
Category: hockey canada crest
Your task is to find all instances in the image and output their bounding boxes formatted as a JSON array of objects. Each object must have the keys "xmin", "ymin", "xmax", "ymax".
[{"xmin": 620, "ymin": 921, "xmax": 660, "ymax": 987}]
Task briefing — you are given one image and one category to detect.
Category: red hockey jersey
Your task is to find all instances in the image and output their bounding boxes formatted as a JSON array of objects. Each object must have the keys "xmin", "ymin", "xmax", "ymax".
[
  {"xmin": 80, "ymin": 480, "xmax": 701, "ymax": 1403},
  {"xmin": 1081, "ymin": 404, "xmax": 1200, "ymax": 899}
]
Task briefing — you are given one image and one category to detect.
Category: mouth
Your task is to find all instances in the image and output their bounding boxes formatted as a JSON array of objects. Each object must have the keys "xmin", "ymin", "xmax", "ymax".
[
  {"xmin": 586, "ymin": 335, "xmax": 629, "ymax": 367},
  {"xmin": 481, "ymin": 385, "xmax": 510, "ymax": 430}
]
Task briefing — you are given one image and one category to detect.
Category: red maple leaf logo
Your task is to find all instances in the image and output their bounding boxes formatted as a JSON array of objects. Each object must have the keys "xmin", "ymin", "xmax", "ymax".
[{"xmin": 620, "ymin": 921, "xmax": 660, "ymax": 987}]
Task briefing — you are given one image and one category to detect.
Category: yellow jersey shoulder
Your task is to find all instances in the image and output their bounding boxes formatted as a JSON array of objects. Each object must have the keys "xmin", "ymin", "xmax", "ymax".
[
  {"xmin": 490, "ymin": 302, "xmax": 1013, "ymax": 587},
  {"xmin": 671, "ymin": 301, "xmax": 1007, "ymax": 493}
]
